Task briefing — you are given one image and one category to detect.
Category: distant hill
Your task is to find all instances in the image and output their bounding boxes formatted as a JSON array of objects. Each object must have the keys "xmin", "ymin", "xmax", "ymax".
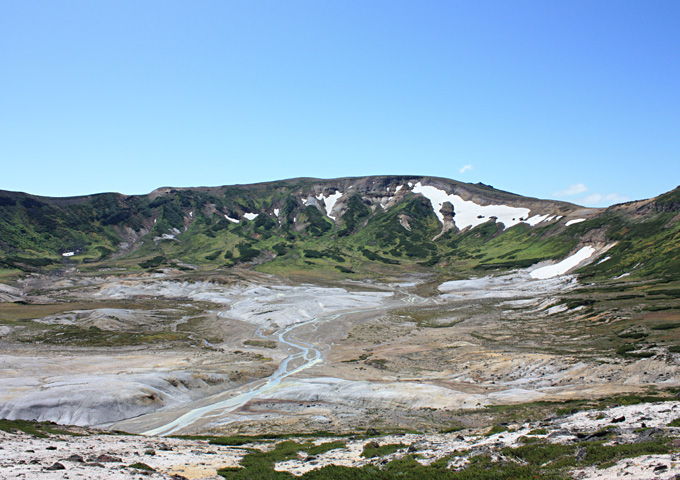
[{"xmin": 1, "ymin": 176, "xmax": 678, "ymax": 280}]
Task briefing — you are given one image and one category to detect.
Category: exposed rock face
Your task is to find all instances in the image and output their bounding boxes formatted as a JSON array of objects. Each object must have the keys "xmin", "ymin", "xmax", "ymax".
[{"xmin": 439, "ymin": 201, "xmax": 455, "ymax": 219}]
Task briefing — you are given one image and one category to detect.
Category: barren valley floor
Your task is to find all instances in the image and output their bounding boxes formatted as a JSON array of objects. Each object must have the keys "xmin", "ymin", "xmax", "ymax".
[{"xmin": 1, "ymin": 267, "xmax": 680, "ymax": 478}]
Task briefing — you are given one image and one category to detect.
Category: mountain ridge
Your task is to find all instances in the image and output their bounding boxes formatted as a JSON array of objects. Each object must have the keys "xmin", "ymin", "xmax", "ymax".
[
  {"xmin": 0, "ymin": 175, "xmax": 587, "ymax": 207},
  {"xmin": 0, "ymin": 176, "xmax": 677, "ymax": 282}
]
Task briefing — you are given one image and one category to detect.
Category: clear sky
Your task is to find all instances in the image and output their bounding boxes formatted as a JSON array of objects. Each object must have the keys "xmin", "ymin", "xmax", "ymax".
[{"xmin": 1, "ymin": 1, "xmax": 678, "ymax": 206}]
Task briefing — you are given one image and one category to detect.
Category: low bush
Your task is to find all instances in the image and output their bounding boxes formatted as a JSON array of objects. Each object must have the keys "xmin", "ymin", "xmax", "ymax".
[
  {"xmin": 361, "ymin": 443, "xmax": 405, "ymax": 458},
  {"xmin": 652, "ymin": 322, "xmax": 680, "ymax": 330}
]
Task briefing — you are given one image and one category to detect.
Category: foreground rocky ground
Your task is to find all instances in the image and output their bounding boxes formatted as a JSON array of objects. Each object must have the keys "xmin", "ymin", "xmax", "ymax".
[{"xmin": 2, "ymin": 399, "xmax": 680, "ymax": 479}]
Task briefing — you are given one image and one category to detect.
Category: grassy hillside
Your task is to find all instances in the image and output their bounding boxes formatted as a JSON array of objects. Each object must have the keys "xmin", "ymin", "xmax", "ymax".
[{"xmin": 0, "ymin": 179, "xmax": 677, "ymax": 281}]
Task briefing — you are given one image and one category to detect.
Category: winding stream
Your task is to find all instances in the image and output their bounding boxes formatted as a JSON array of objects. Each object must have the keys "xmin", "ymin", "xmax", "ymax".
[
  {"xmin": 142, "ymin": 316, "xmax": 327, "ymax": 436},
  {"xmin": 141, "ymin": 288, "xmax": 425, "ymax": 436}
]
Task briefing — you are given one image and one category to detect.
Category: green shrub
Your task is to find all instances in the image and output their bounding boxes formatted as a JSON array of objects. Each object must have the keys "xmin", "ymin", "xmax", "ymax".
[
  {"xmin": 139, "ymin": 255, "xmax": 164, "ymax": 268},
  {"xmin": 486, "ymin": 425, "xmax": 509, "ymax": 436},
  {"xmin": 0, "ymin": 419, "xmax": 76, "ymax": 437},
  {"xmin": 360, "ymin": 248, "xmax": 400, "ymax": 265},
  {"xmin": 237, "ymin": 244, "xmax": 261, "ymax": 262},
  {"xmin": 617, "ymin": 332, "xmax": 648, "ymax": 339},
  {"xmin": 128, "ymin": 462, "xmax": 155, "ymax": 471},
  {"xmin": 273, "ymin": 243, "xmax": 289, "ymax": 255},
  {"xmin": 645, "ymin": 305, "xmax": 676, "ymax": 312},
  {"xmin": 502, "ymin": 442, "xmax": 575, "ymax": 469},
  {"xmin": 205, "ymin": 251, "xmax": 222, "ymax": 261},
  {"xmin": 579, "ymin": 438, "xmax": 670, "ymax": 466},
  {"xmin": 361, "ymin": 442, "xmax": 404, "ymax": 458},
  {"xmin": 652, "ymin": 322, "xmax": 680, "ymax": 330},
  {"xmin": 339, "ymin": 195, "xmax": 371, "ymax": 236},
  {"xmin": 617, "ymin": 344, "xmax": 636, "ymax": 355},
  {"xmin": 307, "ymin": 441, "xmax": 345, "ymax": 456},
  {"xmin": 301, "ymin": 206, "xmax": 332, "ymax": 237},
  {"xmin": 254, "ymin": 214, "xmax": 276, "ymax": 230},
  {"xmin": 8, "ymin": 256, "xmax": 55, "ymax": 267},
  {"xmin": 616, "ymin": 344, "xmax": 654, "ymax": 358}
]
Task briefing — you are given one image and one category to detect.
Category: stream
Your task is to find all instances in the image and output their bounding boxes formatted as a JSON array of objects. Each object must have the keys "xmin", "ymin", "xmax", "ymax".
[
  {"xmin": 142, "ymin": 289, "xmax": 424, "ymax": 436},
  {"xmin": 142, "ymin": 316, "xmax": 327, "ymax": 436}
]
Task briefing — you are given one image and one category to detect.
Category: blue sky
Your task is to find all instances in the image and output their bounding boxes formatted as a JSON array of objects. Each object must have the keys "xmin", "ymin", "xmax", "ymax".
[{"xmin": 1, "ymin": 1, "xmax": 678, "ymax": 206}]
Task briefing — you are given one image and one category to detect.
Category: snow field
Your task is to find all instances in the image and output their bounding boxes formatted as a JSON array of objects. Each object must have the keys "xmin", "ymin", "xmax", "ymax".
[
  {"xmin": 412, "ymin": 183, "xmax": 553, "ymax": 231},
  {"xmin": 566, "ymin": 218, "xmax": 586, "ymax": 226},
  {"xmin": 316, "ymin": 191, "xmax": 343, "ymax": 220},
  {"xmin": 529, "ymin": 246, "xmax": 596, "ymax": 279}
]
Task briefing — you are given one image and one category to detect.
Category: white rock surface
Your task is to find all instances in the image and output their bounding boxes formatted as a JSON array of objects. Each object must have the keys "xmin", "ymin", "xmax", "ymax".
[
  {"xmin": 93, "ymin": 281, "xmax": 392, "ymax": 327},
  {"xmin": 439, "ymin": 271, "xmax": 578, "ymax": 298},
  {"xmin": 0, "ymin": 354, "xmax": 231, "ymax": 426},
  {"xmin": 260, "ymin": 377, "xmax": 488, "ymax": 410},
  {"xmin": 224, "ymin": 285, "xmax": 393, "ymax": 327}
]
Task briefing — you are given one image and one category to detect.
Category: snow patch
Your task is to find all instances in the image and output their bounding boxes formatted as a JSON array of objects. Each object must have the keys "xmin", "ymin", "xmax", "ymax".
[
  {"xmin": 565, "ymin": 218, "xmax": 586, "ymax": 226},
  {"xmin": 225, "ymin": 215, "xmax": 239, "ymax": 223},
  {"xmin": 597, "ymin": 256, "xmax": 611, "ymax": 265},
  {"xmin": 524, "ymin": 214, "xmax": 550, "ymax": 226},
  {"xmin": 395, "ymin": 185, "xmax": 403, "ymax": 192},
  {"xmin": 62, "ymin": 252, "xmax": 75, "ymax": 257},
  {"xmin": 529, "ymin": 246, "xmax": 596, "ymax": 279},
  {"xmin": 243, "ymin": 213, "xmax": 259, "ymax": 221},
  {"xmin": 274, "ymin": 208, "xmax": 280, "ymax": 217},
  {"xmin": 316, "ymin": 191, "xmax": 343, "ymax": 220},
  {"xmin": 412, "ymin": 182, "xmax": 533, "ymax": 231}
]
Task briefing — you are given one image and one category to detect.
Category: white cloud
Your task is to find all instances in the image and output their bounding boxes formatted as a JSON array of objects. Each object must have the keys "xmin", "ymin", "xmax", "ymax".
[
  {"xmin": 459, "ymin": 164, "xmax": 473, "ymax": 174},
  {"xmin": 554, "ymin": 183, "xmax": 588, "ymax": 197},
  {"xmin": 554, "ymin": 183, "xmax": 628, "ymax": 207},
  {"xmin": 580, "ymin": 193, "xmax": 629, "ymax": 207}
]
